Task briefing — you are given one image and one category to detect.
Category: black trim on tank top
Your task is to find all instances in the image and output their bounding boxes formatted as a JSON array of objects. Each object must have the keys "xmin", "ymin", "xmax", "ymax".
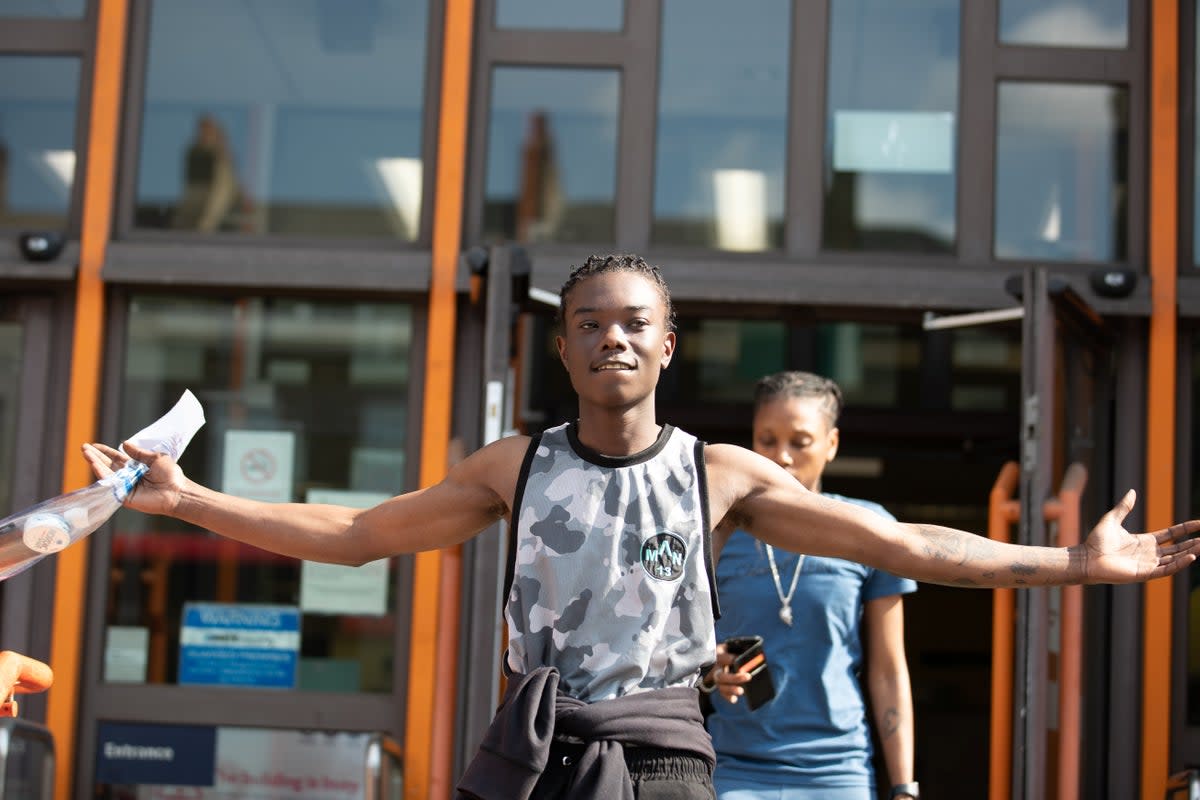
[
  {"xmin": 566, "ymin": 421, "xmax": 675, "ymax": 468},
  {"xmin": 695, "ymin": 438, "xmax": 720, "ymax": 621},
  {"xmin": 504, "ymin": 432, "xmax": 543, "ymax": 605}
]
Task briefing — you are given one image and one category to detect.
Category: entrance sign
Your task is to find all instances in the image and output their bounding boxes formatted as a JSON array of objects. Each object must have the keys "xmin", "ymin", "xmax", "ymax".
[{"xmin": 95, "ymin": 721, "xmax": 216, "ymax": 786}]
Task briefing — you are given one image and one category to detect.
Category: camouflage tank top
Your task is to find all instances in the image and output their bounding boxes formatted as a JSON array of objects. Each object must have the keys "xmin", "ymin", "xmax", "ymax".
[{"xmin": 504, "ymin": 422, "xmax": 719, "ymax": 702}]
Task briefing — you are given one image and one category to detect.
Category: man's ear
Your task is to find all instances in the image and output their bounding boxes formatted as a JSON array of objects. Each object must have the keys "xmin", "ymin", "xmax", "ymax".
[
  {"xmin": 660, "ymin": 331, "xmax": 676, "ymax": 369},
  {"xmin": 555, "ymin": 335, "xmax": 568, "ymax": 369},
  {"xmin": 827, "ymin": 427, "xmax": 840, "ymax": 462}
]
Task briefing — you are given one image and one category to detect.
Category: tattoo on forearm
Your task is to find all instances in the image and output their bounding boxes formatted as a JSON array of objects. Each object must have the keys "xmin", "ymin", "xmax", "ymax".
[
  {"xmin": 881, "ymin": 708, "xmax": 899, "ymax": 738},
  {"xmin": 915, "ymin": 524, "xmax": 1046, "ymax": 584}
]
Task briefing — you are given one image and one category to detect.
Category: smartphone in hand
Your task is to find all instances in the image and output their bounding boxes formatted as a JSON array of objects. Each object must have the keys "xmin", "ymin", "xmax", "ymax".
[{"xmin": 724, "ymin": 635, "xmax": 776, "ymax": 710}]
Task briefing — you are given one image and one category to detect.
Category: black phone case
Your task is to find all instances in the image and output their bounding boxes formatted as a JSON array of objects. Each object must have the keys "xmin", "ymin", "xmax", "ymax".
[{"xmin": 724, "ymin": 635, "xmax": 776, "ymax": 710}]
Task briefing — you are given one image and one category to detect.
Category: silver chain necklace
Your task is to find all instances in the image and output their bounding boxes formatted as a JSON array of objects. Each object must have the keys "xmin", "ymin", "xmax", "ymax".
[{"xmin": 765, "ymin": 544, "xmax": 804, "ymax": 626}]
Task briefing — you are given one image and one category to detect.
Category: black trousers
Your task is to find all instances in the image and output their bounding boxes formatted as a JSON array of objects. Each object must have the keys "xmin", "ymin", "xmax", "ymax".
[{"xmin": 529, "ymin": 741, "xmax": 716, "ymax": 800}]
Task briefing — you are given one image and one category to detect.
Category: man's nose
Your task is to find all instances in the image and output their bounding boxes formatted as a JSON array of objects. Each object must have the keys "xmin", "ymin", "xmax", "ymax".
[
  {"xmin": 601, "ymin": 323, "xmax": 628, "ymax": 349},
  {"xmin": 774, "ymin": 447, "xmax": 793, "ymax": 466}
]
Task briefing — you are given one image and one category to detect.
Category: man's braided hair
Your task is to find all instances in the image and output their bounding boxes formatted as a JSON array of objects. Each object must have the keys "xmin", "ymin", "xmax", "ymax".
[{"xmin": 557, "ymin": 253, "xmax": 676, "ymax": 332}]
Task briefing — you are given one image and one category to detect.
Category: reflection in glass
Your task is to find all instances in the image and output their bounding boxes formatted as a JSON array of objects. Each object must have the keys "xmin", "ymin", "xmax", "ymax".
[
  {"xmin": 496, "ymin": 0, "xmax": 622, "ymax": 30},
  {"xmin": 135, "ymin": 0, "xmax": 429, "ymax": 239},
  {"xmin": 484, "ymin": 67, "xmax": 619, "ymax": 244},
  {"xmin": 999, "ymin": 0, "xmax": 1127, "ymax": 48},
  {"xmin": 823, "ymin": 0, "xmax": 959, "ymax": 253},
  {"xmin": 994, "ymin": 82, "xmax": 1127, "ymax": 262},
  {"xmin": 0, "ymin": 0, "xmax": 84, "ymax": 16},
  {"xmin": 949, "ymin": 326, "xmax": 1021, "ymax": 411},
  {"xmin": 674, "ymin": 319, "xmax": 787, "ymax": 404},
  {"xmin": 817, "ymin": 323, "xmax": 920, "ymax": 408},
  {"xmin": 107, "ymin": 295, "xmax": 414, "ymax": 692},
  {"xmin": 0, "ymin": 323, "xmax": 22, "ymax": 515},
  {"xmin": 652, "ymin": 0, "xmax": 788, "ymax": 251},
  {"xmin": 0, "ymin": 57, "xmax": 80, "ymax": 231}
]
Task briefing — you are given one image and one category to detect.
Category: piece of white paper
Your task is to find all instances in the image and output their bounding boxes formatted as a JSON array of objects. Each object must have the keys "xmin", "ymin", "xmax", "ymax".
[{"xmin": 300, "ymin": 489, "xmax": 391, "ymax": 616}]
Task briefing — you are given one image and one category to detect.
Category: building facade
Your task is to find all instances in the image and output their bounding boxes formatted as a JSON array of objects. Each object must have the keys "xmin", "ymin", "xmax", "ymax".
[{"xmin": 0, "ymin": 1, "xmax": 1196, "ymax": 798}]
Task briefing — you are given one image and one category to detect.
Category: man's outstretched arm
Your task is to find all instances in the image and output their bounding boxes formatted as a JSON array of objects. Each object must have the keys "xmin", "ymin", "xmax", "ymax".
[
  {"xmin": 705, "ymin": 444, "xmax": 1200, "ymax": 587},
  {"xmin": 83, "ymin": 436, "xmax": 528, "ymax": 564}
]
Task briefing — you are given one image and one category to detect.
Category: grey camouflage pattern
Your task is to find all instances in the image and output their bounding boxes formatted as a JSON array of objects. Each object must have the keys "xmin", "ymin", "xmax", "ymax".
[{"xmin": 505, "ymin": 423, "xmax": 716, "ymax": 701}]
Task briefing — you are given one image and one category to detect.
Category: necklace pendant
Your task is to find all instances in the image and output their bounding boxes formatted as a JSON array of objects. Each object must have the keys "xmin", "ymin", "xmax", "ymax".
[{"xmin": 779, "ymin": 605, "xmax": 793, "ymax": 626}]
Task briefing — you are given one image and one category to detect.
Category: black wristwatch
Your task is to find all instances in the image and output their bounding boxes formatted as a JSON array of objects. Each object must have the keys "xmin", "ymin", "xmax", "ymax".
[{"xmin": 890, "ymin": 782, "xmax": 919, "ymax": 800}]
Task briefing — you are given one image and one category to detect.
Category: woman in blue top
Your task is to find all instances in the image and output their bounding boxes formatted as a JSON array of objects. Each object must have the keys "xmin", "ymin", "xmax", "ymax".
[{"xmin": 705, "ymin": 371, "xmax": 919, "ymax": 800}]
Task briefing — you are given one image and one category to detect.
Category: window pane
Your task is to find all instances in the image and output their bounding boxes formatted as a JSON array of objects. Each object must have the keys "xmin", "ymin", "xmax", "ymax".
[
  {"xmin": 823, "ymin": 0, "xmax": 959, "ymax": 253},
  {"xmin": 652, "ymin": 0, "xmax": 788, "ymax": 252},
  {"xmin": 495, "ymin": 0, "xmax": 622, "ymax": 30},
  {"xmin": 949, "ymin": 326, "xmax": 1021, "ymax": 412},
  {"xmin": 107, "ymin": 295, "xmax": 414, "ymax": 692},
  {"xmin": 817, "ymin": 323, "xmax": 921, "ymax": 408},
  {"xmin": 673, "ymin": 319, "xmax": 787, "ymax": 404},
  {"xmin": 0, "ymin": 322, "xmax": 22, "ymax": 515},
  {"xmin": 0, "ymin": 57, "xmax": 80, "ymax": 231},
  {"xmin": 0, "ymin": 0, "xmax": 84, "ymax": 16},
  {"xmin": 999, "ymin": 0, "xmax": 1127, "ymax": 48},
  {"xmin": 483, "ymin": 67, "xmax": 619, "ymax": 244},
  {"xmin": 135, "ymin": 0, "xmax": 429, "ymax": 240},
  {"xmin": 994, "ymin": 82, "xmax": 1128, "ymax": 262}
]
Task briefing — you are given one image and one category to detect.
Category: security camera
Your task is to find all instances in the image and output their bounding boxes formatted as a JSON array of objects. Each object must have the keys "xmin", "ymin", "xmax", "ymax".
[
  {"xmin": 18, "ymin": 232, "xmax": 65, "ymax": 262},
  {"xmin": 1089, "ymin": 268, "xmax": 1137, "ymax": 299}
]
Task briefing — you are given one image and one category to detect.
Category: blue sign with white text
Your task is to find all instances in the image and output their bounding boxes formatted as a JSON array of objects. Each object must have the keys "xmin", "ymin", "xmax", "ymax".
[
  {"xmin": 96, "ymin": 721, "xmax": 216, "ymax": 785},
  {"xmin": 179, "ymin": 603, "xmax": 301, "ymax": 688}
]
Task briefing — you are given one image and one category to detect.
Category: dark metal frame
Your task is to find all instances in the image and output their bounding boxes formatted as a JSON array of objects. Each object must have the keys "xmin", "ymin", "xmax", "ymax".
[
  {"xmin": 462, "ymin": 1, "xmax": 1149, "ymax": 316},
  {"xmin": 1174, "ymin": 327, "xmax": 1199, "ymax": 766},
  {"xmin": 0, "ymin": 292, "xmax": 76, "ymax": 726},
  {"xmin": 0, "ymin": 4, "xmax": 98, "ymax": 252}
]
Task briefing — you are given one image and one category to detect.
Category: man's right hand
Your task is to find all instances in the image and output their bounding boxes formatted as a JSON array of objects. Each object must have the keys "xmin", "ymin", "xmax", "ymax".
[{"xmin": 82, "ymin": 441, "xmax": 184, "ymax": 516}]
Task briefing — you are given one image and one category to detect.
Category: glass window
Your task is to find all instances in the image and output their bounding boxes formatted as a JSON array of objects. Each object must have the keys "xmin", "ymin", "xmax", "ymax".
[
  {"xmin": 0, "ymin": 322, "xmax": 21, "ymax": 515},
  {"xmin": 106, "ymin": 295, "xmax": 414, "ymax": 692},
  {"xmin": 483, "ymin": 67, "xmax": 619, "ymax": 244},
  {"xmin": 0, "ymin": 57, "xmax": 80, "ymax": 231},
  {"xmin": 652, "ymin": 0, "xmax": 788, "ymax": 252},
  {"xmin": 994, "ymin": 82, "xmax": 1128, "ymax": 262},
  {"xmin": 672, "ymin": 319, "xmax": 787, "ymax": 404},
  {"xmin": 0, "ymin": 0, "xmax": 84, "ymax": 16},
  {"xmin": 999, "ymin": 0, "xmax": 1127, "ymax": 48},
  {"xmin": 495, "ymin": 0, "xmax": 622, "ymax": 31},
  {"xmin": 823, "ymin": 0, "xmax": 959, "ymax": 253},
  {"xmin": 949, "ymin": 326, "xmax": 1021, "ymax": 412},
  {"xmin": 817, "ymin": 323, "xmax": 921, "ymax": 408},
  {"xmin": 135, "ymin": 0, "xmax": 429, "ymax": 240}
]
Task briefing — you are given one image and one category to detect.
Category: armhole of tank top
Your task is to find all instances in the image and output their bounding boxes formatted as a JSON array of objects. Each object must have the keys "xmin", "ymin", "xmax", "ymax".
[
  {"xmin": 503, "ymin": 432, "xmax": 543, "ymax": 605},
  {"xmin": 695, "ymin": 438, "xmax": 720, "ymax": 621}
]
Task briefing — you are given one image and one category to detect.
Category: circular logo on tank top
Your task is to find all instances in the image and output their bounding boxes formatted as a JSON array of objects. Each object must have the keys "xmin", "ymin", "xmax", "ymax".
[{"xmin": 640, "ymin": 532, "xmax": 687, "ymax": 581}]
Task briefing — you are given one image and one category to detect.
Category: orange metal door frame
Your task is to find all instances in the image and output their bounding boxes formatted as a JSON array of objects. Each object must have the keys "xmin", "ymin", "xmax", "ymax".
[
  {"xmin": 989, "ymin": 461, "xmax": 1088, "ymax": 800},
  {"xmin": 1143, "ymin": 0, "xmax": 1179, "ymax": 798},
  {"xmin": 405, "ymin": 0, "xmax": 476, "ymax": 797},
  {"xmin": 48, "ymin": 0, "xmax": 130, "ymax": 795}
]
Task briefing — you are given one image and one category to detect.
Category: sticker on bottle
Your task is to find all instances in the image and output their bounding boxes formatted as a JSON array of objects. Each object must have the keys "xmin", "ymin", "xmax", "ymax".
[{"xmin": 23, "ymin": 514, "xmax": 71, "ymax": 553}]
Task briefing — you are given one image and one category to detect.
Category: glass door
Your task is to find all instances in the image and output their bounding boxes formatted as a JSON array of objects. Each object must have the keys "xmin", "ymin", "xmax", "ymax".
[
  {"xmin": 0, "ymin": 295, "xmax": 66, "ymax": 724},
  {"xmin": 1010, "ymin": 267, "xmax": 1115, "ymax": 800}
]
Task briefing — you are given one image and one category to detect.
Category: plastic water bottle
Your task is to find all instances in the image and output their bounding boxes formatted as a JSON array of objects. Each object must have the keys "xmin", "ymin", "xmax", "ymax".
[{"xmin": 0, "ymin": 390, "xmax": 205, "ymax": 581}]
